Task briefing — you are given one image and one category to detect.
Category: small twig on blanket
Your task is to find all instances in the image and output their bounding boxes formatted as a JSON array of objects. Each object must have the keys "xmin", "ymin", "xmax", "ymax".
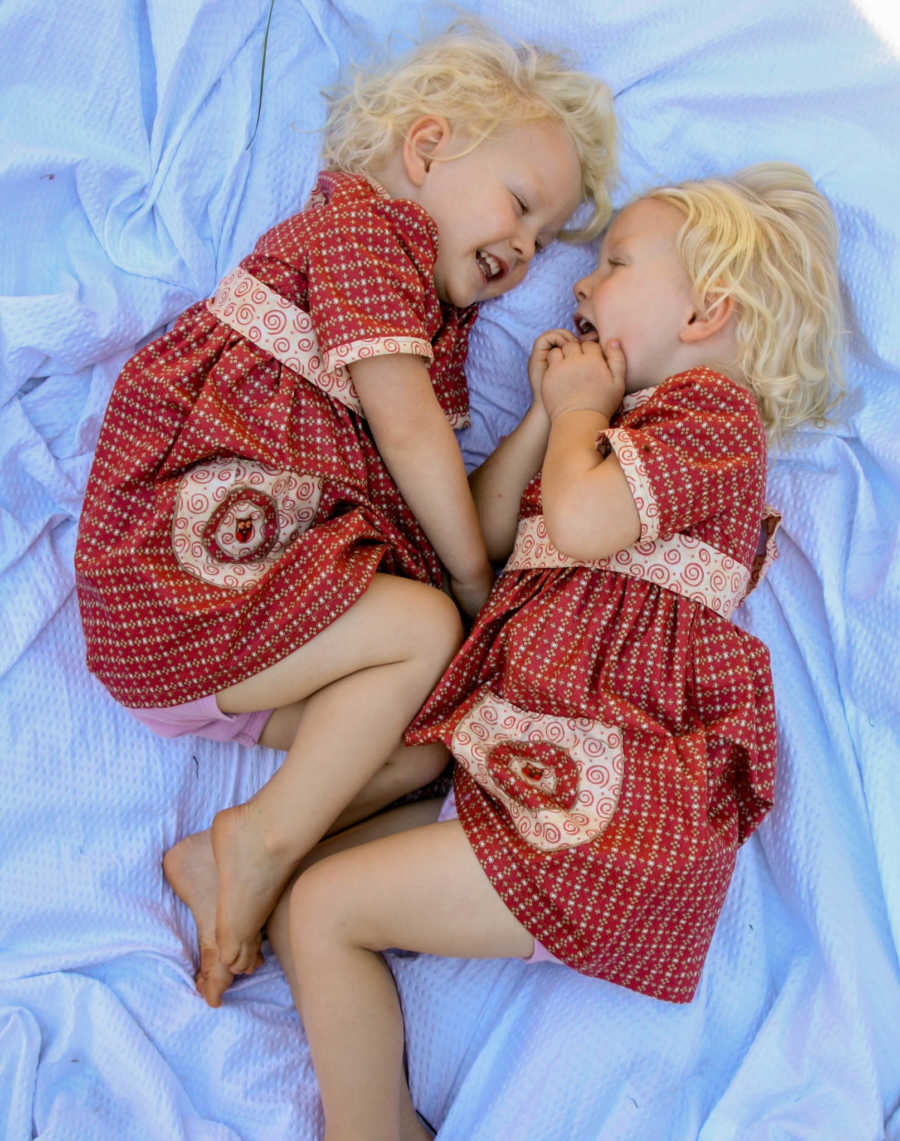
[{"xmin": 246, "ymin": 0, "xmax": 276, "ymax": 149}]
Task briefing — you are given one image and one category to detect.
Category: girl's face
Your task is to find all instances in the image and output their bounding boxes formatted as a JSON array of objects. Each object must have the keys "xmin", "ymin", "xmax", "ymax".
[
  {"xmin": 573, "ymin": 197, "xmax": 698, "ymax": 390},
  {"xmin": 413, "ymin": 118, "xmax": 583, "ymax": 308}
]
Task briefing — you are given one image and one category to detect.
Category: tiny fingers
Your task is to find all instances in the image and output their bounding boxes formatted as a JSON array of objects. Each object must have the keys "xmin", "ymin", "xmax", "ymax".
[
  {"xmin": 574, "ymin": 338, "xmax": 603, "ymax": 357},
  {"xmin": 604, "ymin": 339, "xmax": 627, "ymax": 381},
  {"xmin": 553, "ymin": 338, "xmax": 602, "ymax": 362},
  {"xmin": 536, "ymin": 328, "xmax": 577, "ymax": 355}
]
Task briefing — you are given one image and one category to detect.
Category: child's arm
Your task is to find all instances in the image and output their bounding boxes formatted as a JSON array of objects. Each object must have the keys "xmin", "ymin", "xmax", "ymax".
[
  {"xmin": 540, "ymin": 339, "xmax": 642, "ymax": 561},
  {"xmin": 469, "ymin": 329, "xmax": 576, "ymax": 562},
  {"xmin": 350, "ymin": 354, "xmax": 494, "ymax": 616}
]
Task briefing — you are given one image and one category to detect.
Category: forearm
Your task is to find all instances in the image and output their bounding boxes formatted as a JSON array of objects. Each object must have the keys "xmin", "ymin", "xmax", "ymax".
[
  {"xmin": 470, "ymin": 404, "xmax": 550, "ymax": 561},
  {"xmin": 541, "ymin": 408, "xmax": 609, "ymax": 523},
  {"xmin": 374, "ymin": 412, "xmax": 492, "ymax": 587},
  {"xmin": 541, "ymin": 410, "xmax": 640, "ymax": 560},
  {"xmin": 350, "ymin": 354, "xmax": 492, "ymax": 608}
]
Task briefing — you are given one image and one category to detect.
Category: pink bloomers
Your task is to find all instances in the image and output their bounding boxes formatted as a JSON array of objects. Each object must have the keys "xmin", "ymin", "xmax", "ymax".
[{"xmin": 126, "ymin": 694, "xmax": 271, "ymax": 748}]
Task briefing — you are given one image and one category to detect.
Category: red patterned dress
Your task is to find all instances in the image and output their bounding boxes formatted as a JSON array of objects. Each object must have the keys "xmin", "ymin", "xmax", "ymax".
[
  {"xmin": 75, "ymin": 172, "xmax": 475, "ymax": 708},
  {"xmin": 407, "ymin": 368, "xmax": 779, "ymax": 1003}
]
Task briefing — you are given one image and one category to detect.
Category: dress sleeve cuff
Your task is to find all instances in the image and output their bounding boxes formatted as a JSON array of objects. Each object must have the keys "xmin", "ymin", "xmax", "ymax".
[
  {"xmin": 598, "ymin": 428, "xmax": 661, "ymax": 541},
  {"xmin": 322, "ymin": 336, "xmax": 433, "ymax": 373}
]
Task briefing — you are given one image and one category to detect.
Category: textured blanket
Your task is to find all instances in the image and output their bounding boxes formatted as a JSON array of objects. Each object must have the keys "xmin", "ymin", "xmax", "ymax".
[{"xmin": 1, "ymin": 0, "xmax": 898, "ymax": 1137}]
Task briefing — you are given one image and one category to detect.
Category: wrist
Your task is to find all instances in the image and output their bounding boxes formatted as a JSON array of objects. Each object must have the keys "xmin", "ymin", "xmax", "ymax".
[
  {"xmin": 523, "ymin": 400, "xmax": 551, "ymax": 431},
  {"xmin": 548, "ymin": 406, "xmax": 611, "ymax": 428},
  {"xmin": 450, "ymin": 553, "xmax": 493, "ymax": 588}
]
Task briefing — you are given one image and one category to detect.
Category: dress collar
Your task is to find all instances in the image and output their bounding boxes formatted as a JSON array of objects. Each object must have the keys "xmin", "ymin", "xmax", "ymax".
[{"xmin": 620, "ymin": 387, "xmax": 655, "ymax": 414}]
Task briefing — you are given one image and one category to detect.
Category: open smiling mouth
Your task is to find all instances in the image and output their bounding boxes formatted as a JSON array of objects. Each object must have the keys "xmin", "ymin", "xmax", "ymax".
[
  {"xmin": 476, "ymin": 250, "xmax": 506, "ymax": 284},
  {"xmin": 575, "ymin": 314, "xmax": 600, "ymax": 341}
]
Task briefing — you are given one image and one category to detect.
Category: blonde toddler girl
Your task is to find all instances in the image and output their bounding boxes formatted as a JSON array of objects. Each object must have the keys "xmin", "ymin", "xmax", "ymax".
[
  {"xmin": 263, "ymin": 162, "xmax": 844, "ymax": 1140},
  {"xmin": 74, "ymin": 23, "xmax": 616, "ymax": 999}
]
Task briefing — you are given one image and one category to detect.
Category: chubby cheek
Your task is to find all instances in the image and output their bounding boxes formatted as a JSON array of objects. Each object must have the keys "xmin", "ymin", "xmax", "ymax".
[{"xmin": 598, "ymin": 293, "xmax": 638, "ymax": 346}]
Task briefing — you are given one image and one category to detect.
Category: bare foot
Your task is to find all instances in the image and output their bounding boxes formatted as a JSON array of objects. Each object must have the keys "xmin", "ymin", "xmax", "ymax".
[
  {"xmin": 163, "ymin": 830, "xmax": 254, "ymax": 1007},
  {"xmin": 211, "ymin": 801, "xmax": 289, "ymax": 973}
]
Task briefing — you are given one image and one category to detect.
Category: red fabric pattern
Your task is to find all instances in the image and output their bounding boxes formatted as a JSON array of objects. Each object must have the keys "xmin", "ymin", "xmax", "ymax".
[
  {"xmin": 407, "ymin": 369, "xmax": 777, "ymax": 1003},
  {"xmin": 75, "ymin": 172, "xmax": 474, "ymax": 707}
]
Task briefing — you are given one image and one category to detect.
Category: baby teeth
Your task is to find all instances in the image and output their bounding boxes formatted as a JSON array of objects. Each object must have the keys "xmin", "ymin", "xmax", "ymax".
[{"xmin": 477, "ymin": 251, "xmax": 501, "ymax": 279}]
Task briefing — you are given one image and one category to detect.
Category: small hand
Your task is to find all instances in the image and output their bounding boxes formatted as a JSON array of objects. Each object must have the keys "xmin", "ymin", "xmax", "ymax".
[
  {"xmin": 542, "ymin": 339, "xmax": 627, "ymax": 423},
  {"xmin": 528, "ymin": 328, "xmax": 579, "ymax": 409}
]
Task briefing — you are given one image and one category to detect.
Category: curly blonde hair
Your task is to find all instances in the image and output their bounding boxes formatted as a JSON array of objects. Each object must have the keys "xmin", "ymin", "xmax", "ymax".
[
  {"xmin": 320, "ymin": 21, "xmax": 617, "ymax": 241},
  {"xmin": 646, "ymin": 163, "xmax": 845, "ymax": 443}
]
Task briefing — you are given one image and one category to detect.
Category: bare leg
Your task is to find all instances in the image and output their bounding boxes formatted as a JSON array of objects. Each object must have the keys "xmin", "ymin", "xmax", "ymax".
[
  {"xmin": 265, "ymin": 798, "xmax": 445, "ymax": 1000},
  {"xmin": 260, "ymin": 703, "xmax": 450, "ymax": 835},
  {"xmin": 209, "ymin": 573, "xmax": 460, "ymax": 971},
  {"xmin": 284, "ymin": 817, "xmax": 534, "ymax": 1141},
  {"xmin": 163, "ymin": 746, "xmax": 448, "ymax": 1006}
]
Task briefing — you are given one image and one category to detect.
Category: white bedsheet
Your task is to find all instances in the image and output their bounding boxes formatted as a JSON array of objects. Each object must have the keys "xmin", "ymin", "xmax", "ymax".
[{"xmin": 1, "ymin": 1, "xmax": 898, "ymax": 1137}]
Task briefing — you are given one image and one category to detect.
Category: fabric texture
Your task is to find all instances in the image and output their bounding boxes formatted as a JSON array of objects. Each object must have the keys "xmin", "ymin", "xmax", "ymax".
[
  {"xmin": 408, "ymin": 370, "xmax": 776, "ymax": 1002},
  {"xmin": 73, "ymin": 171, "xmax": 475, "ymax": 707}
]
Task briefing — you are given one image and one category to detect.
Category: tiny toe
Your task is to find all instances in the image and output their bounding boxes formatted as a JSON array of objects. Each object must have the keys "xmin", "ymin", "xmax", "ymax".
[
  {"xmin": 217, "ymin": 937, "xmax": 240, "ymax": 971},
  {"xmin": 198, "ymin": 961, "xmax": 233, "ymax": 1008},
  {"xmin": 218, "ymin": 925, "xmax": 262, "ymax": 974},
  {"xmin": 199, "ymin": 976, "xmax": 223, "ymax": 1008},
  {"xmin": 195, "ymin": 941, "xmax": 236, "ymax": 1007},
  {"xmin": 231, "ymin": 935, "xmax": 263, "ymax": 975},
  {"xmin": 199, "ymin": 942, "xmax": 220, "ymax": 978}
]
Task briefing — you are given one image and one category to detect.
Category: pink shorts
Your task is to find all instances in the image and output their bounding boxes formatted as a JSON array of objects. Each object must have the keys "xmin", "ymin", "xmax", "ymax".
[
  {"xmin": 438, "ymin": 787, "xmax": 561, "ymax": 967},
  {"xmin": 126, "ymin": 694, "xmax": 272, "ymax": 747}
]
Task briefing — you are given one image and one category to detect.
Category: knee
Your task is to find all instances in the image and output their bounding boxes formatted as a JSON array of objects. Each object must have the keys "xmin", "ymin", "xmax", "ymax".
[
  {"xmin": 290, "ymin": 853, "xmax": 378, "ymax": 961},
  {"xmin": 289, "ymin": 861, "xmax": 344, "ymax": 961},
  {"xmin": 417, "ymin": 586, "xmax": 464, "ymax": 669}
]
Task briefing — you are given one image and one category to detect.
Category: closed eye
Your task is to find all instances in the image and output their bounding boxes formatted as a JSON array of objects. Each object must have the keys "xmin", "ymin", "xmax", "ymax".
[{"xmin": 513, "ymin": 193, "xmax": 528, "ymax": 214}]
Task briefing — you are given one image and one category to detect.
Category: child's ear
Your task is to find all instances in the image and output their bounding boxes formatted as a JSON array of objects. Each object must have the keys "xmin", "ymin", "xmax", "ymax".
[
  {"xmin": 679, "ymin": 293, "xmax": 734, "ymax": 343},
  {"xmin": 403, "ymin": 115, "xmax": 452, "ymax": 186}
]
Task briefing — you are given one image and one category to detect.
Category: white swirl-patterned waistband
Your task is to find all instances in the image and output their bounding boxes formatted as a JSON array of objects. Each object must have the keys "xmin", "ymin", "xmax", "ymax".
[
  {"xmin": 504, "ymin": 514, "xmax": 752, "ymax": 618},
  {"xmin": 207, "ymin": 266, "xmax": 467, "ymax": 428}
]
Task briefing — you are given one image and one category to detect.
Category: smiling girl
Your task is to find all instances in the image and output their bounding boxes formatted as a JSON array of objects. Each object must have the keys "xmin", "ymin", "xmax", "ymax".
[
  {"xmin": 257, "ymin": 162, "xmax": 844, "ymax": 1140},
  {"xmin": 73, "ymin": 22, "xmax": 616, "ymax": 1002}
]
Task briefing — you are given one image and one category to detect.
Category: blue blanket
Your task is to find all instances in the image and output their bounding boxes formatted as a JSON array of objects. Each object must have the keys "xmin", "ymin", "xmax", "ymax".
[{"xmin": 1, "ymin": 1, "xmax": 898, "ymax": 1137}]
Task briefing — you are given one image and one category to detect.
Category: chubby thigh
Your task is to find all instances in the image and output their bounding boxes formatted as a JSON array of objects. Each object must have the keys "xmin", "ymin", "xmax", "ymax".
[{"xmin": 215, "ymin": 572, "xmax": 462, "ymax": 717}]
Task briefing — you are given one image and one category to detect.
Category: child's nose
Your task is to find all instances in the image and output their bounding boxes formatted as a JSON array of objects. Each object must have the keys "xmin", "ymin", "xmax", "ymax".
[
  {"xmin": 573, "ymin": 276, "xmax": 591, "ymax": 301},
  {"xmin": 511, "ymin": 226, "xmax": 537, "ymax": 261}
]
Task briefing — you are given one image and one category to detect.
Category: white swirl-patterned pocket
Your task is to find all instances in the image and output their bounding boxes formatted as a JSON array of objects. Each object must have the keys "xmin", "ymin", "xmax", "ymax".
[
  {"xmin": 171, "ymin": 457, "xmax": 322, "ymax": 590},
  {"xmin": 451, "ymin": 690, "xmax": 624, "ymax": 852}
]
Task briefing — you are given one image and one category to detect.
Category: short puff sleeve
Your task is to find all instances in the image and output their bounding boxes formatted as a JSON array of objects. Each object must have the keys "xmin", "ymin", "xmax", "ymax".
[
  {"xmin": 600, "ymin": 369, "xmax": 767, "ymax": 542},
  {"xmin": 303, "ymin": 194, "xmax": 440, "ymax": 374}
]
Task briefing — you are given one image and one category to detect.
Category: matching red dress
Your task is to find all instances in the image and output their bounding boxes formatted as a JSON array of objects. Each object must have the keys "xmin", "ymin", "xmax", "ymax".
[
  {"xmin": 406, "ymin": 368, "xmax": 779, "ymax": 1002},
  {"xmin": 75, "ymin": 172, "xmax": 475, "ymax": 708}
]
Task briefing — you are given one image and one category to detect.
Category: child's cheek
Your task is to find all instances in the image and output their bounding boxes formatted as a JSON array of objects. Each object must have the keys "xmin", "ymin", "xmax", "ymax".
[{"xmin": 498, "ymin": 263, "xmax": 529, "ymax": 297}]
